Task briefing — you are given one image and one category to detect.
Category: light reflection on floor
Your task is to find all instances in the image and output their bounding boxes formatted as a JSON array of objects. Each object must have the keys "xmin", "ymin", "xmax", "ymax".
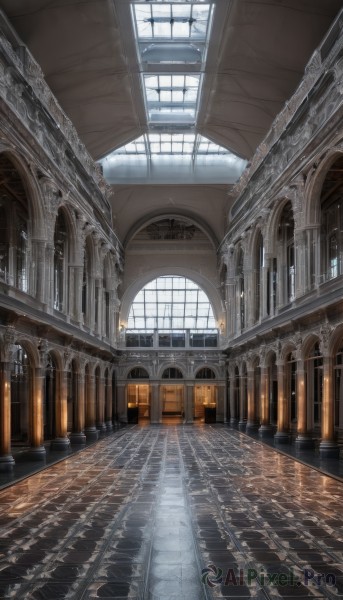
[{"xmin": 0, "ymin": 425, "xmax": 342, "ymax": 599}]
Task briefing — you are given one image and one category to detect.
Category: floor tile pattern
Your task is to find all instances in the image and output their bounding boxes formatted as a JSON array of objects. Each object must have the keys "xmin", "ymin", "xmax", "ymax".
[{"xmin": 0, "ymin": 425, "xmax": 342, "ymax": 600}]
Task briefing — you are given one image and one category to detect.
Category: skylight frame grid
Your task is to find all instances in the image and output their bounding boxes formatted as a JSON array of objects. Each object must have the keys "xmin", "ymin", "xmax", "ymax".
[
  {"xmin": 144, "ymin": 74, "xmax": 200, "ymax": 119},
  {"xmin": 127, "ymin": 276, "xmax": 217, "ymax": 331},
  {"xmin": 132, "ymin": 3, "xmax": 211, "ymax": 42},
  {"xmin": 148, "ymin": 133, "xmax": 196, "ymax": 155}
]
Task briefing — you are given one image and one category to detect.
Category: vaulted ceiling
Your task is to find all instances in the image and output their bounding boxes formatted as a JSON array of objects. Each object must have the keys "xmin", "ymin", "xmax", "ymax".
[{"xmin": 1, "ymin": 0, "xmax": 342, "ymax": 243}]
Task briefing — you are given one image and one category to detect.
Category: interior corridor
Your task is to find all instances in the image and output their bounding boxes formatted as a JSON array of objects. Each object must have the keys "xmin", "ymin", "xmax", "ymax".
[{"xmin": 0, "ymin": 425, "xmax": 342, "ymax": 600}]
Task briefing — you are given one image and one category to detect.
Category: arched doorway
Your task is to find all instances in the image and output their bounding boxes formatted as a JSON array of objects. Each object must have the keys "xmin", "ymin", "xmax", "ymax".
[
  {"xmin": 161, "ymin": 367, "xmax": 184, "ymax": 423},
  {"xmin": 11, "ymin": 344, "xmax": 30, "ymax": 444},
  {"xmin": 194, "ymin": 367, "xmax": 216, "ymax": 422},
  {"xmin": 127, "ymin": 367, "xmax": 150, "ymax": 423}
]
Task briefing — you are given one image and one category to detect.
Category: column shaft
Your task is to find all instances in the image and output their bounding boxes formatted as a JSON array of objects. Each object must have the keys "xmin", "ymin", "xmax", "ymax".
[
  {"xmin": 274, "ymin": 362, "xmax": 290, "ymax": 443},
  {"xmin": 0, "ymin": 362, "xmax": 15, "ymax": 471},
  {"xmin": 28, "ymin": 368, "xmax": 46, "ymax": 460},
  {"xmin": 319, "ymin": 355, "xmax": 339, "ymax": 458}
]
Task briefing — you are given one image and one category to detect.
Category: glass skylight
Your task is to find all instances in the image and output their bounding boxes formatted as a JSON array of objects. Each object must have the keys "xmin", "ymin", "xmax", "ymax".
[
  {"xmin": 127, "ymin": 276, "xmax": 216, "ymax": 330},
  {"xmin": 100, "ymin": 3, "xmax": 248, "ymax": 182},
  {"xmin": 144, "ymin": 74, "xmax": 200, "ymax": 123},
  {"xmin": 133, "ymin": 4, "xmax": 211, "ymax": 40},
  {"xmin": 112, "ymin": 133, "xmax": 236, "ymax": 156}
]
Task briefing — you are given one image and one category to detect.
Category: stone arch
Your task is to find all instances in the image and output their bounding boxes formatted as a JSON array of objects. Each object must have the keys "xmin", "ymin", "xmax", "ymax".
[
  {"xmin": 302, "ymin": 333, "xmax": 321, "ymax": 360},
  {"xmin": 304, "ymin": 148, "xmax": 343, "ymax": 225},
  {"xmin": 0, "ymin": 148, "xmax": 46, "ymax": 240},
  {"xmin": 267, "ymin": 198, "xmax": 295, "ymax": 254},
  {"xmin": 329, "ymin": 323, "xmax": 343, "ymax": 355}
]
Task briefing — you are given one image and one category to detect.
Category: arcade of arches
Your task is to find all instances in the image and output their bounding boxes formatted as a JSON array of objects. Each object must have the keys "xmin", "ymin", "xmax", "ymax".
[{"xmin": 1, "ymin": 10, "xmax": 343, "ymax": 472}]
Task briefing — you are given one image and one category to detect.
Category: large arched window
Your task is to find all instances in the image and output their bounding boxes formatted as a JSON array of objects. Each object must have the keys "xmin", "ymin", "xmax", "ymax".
[
  {"xmin": 0, "ymin": 155, "xmax": 30, "ymax": 293},
  {"xmin": 320, "ymin": 158, "xmax": 343, "ymax": 281},
  {"xmin": 277, "ymin": 202, "xmax": 295, "ymax": 305},
  {"xmin": 0, "ymin": 204, "xmax": 9, "ymax": 283},
  {"xmin": 82, "ymin": 237, "xmax": 93, "ymax": 327},
  {"xmin": 16, "ymin": 217, "xmax": 29, "ymax": 292},
  {"xmin": 126, "ymin": 276, "xmax": 217, "ymax": 347},
  {"xmin": 254, "ymin": 232, "xmax": 263, "ymax": 322},
  {"xmin": 53, "ymin": 211, "xmax": 68, "ymax": 311},
  {"xmin": 236, "ymin": 247, "xmax": 245, "ymax": 331}
]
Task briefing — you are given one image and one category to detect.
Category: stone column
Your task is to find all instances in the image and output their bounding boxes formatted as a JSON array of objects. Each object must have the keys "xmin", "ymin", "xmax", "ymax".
[
  {"xmin": 150, "ymin": 383, "xmax": 161, "ymax": 424},
  {"xmin": 184, "ymin": 383, "xmax": 194, "ymax": 424},
  {"xmin": 274, "ymin": 360, "xmax": 290, "ymax": 443},
  {"xmin": 96, "ymin": 374, "xmax": 107, "ymax": 432},
  {"xmin": 116, "ymin": 382, "xmax": 127, "ymax": 423},
  {"xmin": 246, "ymin": 366, "xmax": 258, "ymax": 432},
  {"xmin": 51, "ymin": 368, "xmax": 70, "ymax": 451},
  {"xmin": 258, "ymin": 364, "xmax": 273, "ymax": 437},
  {"xmin": 295, "ymin": 358, "xmax": 314, "ymax": 449},
  {"xmin": 0, "ymin": 362, "xmax": 15, "ymax": 471},
  {"xmin": 85, "ymin": 372, "xmax": 99, "ymax": 441},
  {"xmin": 216, "ymin": 383, "xmax": 225, "ymax": 422},
  {"xmin": 69, "ymin": 371, "xmax": 86, "ymax": 445},
  {"xmin": 28, "ymin": 367, "xmax": 46, "ymax": 460},
  {"xmin": 319, "ymin": 354, "xmax": 340, "ymax": 458},
  {"xmin": 229, "ymin": 366, "xmax": 238, "ymax": 425},
  {"xmin": 105, "ymin": 374, "xmax": 113, "ymax": 431},
  {"xmin": 238, "ymin": 371, "xmax": 247, "ymax": 430}
]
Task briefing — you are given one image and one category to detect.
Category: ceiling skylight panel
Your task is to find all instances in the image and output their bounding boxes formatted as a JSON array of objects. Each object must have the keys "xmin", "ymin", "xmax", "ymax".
[
  {"xmin": 132, "ymin": 3, "xmax": 211, "ymax": 42},
  {"xmin": 114, "ymin": 135, "xmax": 145, "ymax": 154}
]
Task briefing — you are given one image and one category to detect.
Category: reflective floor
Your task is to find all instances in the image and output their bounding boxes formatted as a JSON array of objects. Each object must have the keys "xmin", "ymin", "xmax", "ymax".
[{"xmin": 0, "ymin": 425, "xmax": 342, "ymax": 599}]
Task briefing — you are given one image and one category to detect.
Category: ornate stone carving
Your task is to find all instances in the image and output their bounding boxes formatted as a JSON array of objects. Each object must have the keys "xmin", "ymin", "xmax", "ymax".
[{"xmin": 319, "ymin": 323, "xmax": 332, "ymax": 355}]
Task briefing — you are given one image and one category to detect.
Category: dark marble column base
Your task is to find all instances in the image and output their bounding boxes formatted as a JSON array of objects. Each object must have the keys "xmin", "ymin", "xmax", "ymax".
[
  {"xmin": 274, "ymin": 431, "xmax": 290, "ymax": 444},
  {"xmin": 85, "ymin": 427, "xmax": 99, "ymax": 442},
  {"xmin": 258, "ymin": 424, "xmax": 274, "ymax": 438},
  {"xmin": 230, "ymin": 418, "xmax": 239, "ymax": 426},
  {"xmin": 96, "ymin": 423, "xmax": 107, "ymax": 433},
  {"xmin": 69, "ymin": 432, "xmax": 87, "ymax": 445},
  {"xmin": 27, "ymin": 446, "xmax": 47, "ymax": 461},
  {"xmin": 238, "ymin": 420, "xmax": 247, "ymax": 431},
  {"xmin": 50, "ymin": 437, "xmax": 71, "ymax": 451},
  {"xmin": 319, "ymin": 440, "xmax": 340, "ymax": 459},
  {"xmin": 246, "ymin": 422, "xmax": 259, "ymax": 433},
  {"xmin": 295, "ymin": 434, "xmax": 315, "ymax": 450},
  {"xmin": 0, "ymin": 454, "xmax": 15, "ymax": 471},
  {"xmin": 105, "ymin": 421, "xmax": 113, "ymax": 431}
]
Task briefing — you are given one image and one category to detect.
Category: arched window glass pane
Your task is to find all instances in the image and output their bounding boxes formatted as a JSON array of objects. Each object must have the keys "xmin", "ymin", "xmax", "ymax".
[
  {"xmin": 0, "ymin": 205, "xmax": 9, "ymax": 283},
  {"xmin": 128, "ymin": 367, "xmax": 149, "ymax": 379},
  {"xmin": 195, "ymin": 368, "xmax": 216, "ymax": 379},
  {"xmin": 53, "ymin": 212, "xmax": 67, "ymax": 311},
  {"xmin": 321, "ymin": 157, "xmax": 343, "ymax": 281},
  {"xmin": 16, "ymin": 219, "xmax": 28, "ymax": 292},
  {"xmin": 162, "ymin": 367, "xmax": 183, "ymax": 379},
  {"xmin": 127, "ymin": 276, "xmax": 216, "ymax": 331}
]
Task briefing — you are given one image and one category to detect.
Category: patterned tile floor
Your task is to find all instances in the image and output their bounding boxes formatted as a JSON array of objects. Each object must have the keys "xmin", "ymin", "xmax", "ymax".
[{"xmin": 0, "ymin": 425, "xmax": 342, "ymax": 600}]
